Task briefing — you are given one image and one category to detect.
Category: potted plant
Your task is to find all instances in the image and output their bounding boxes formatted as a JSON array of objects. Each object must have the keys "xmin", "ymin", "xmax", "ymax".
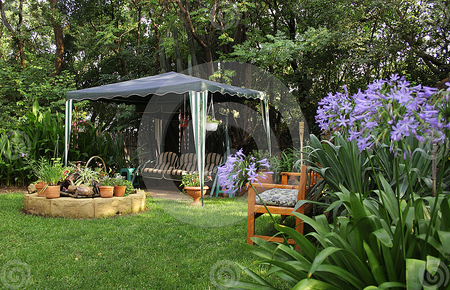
[
  {"xmin": 26, "ymin": 156, "xmax": 49, "ymax": 197},
  {"xmin": 249, "ymin": 150, "xmax": 279, "ymax": 184},
  {"xmin": 40, "ymin": 158, "xmax": 64, "ymax": 199},
  {"xmin": 112, "ymin": 175, "xmax": 133, "ymax": 197},
  {"xmin": 99, "ymin": 176, "xmax": 115, "ymax": 198},
  {"xmin": 206, "ymin": 115, "xmax": 222, "ymax": 131},
  {"xmin": 217, "ymin": 148, "xmax": 273, "ymax": 197},
  {"xmin": 70, "ymin": 167, "xmax": 100, "ymax": 195},
  {"xmin": 180, "ymin": 172, "xmax": 211, "ymax": 205}
]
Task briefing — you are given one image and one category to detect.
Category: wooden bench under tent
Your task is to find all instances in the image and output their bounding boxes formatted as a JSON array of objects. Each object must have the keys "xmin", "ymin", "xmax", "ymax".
[{"xmin": 140, "ymin": 152, "xmax": 223, "ymax": 182}]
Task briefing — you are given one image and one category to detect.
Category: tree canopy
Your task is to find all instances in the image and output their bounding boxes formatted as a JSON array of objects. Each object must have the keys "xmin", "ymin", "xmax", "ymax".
[{"xmin": 0, "ymin": 0, "xmax": 448, "ymax": 136}]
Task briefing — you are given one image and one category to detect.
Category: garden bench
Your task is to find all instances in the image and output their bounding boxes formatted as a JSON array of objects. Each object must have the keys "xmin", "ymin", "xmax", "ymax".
[
  {"xmin": 247, "ymin": 165, "xmax": 321, "ymax": 245},
  {"xmin": 140, "ymin": 152, "xmax": 223, "ymax": 181}
]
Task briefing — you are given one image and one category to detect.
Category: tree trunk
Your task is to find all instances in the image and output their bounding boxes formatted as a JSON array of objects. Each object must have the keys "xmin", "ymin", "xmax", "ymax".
[
  {"xmin": 136, "ymin": 5, "xmax": 141, "ymax": 56},
  {"xmin": 173, "ymin": 26, "xmax": 183, "ymax": 72},
  {"xmin": 0, "ymin": 0, "xmax": 26, "ymax": 68},
  {"xmin": 174, "ymin": 0, "xmax": 214, "ymax": 75},
  {"xmin": 49, "ymin": 0, "xmax": 64, "ymax": 76}
]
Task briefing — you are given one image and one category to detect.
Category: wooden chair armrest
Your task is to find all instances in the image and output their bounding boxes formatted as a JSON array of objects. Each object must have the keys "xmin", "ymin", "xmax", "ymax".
[
  {"xmin": 280, "ymin": 172, "xmax": 302, "ymax": 176},
  {"xmin": 280, "ymin": 172, "xmax": 302, "ymax": 185}
]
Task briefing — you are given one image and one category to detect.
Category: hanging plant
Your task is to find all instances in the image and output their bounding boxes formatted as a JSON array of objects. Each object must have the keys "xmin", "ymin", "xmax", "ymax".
[
  {"xmin": 206, "ymin": 116, "xmax": 222, "ymax": 131},
  {"xmin": 206, "ymin": 115, "xmax": 222, "ymax": 124}
]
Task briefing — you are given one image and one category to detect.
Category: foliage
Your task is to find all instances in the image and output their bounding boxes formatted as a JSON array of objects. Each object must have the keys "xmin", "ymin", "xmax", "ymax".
[
  {"xmin": 113, "ymin": 175, "xmax": 130, "ymax": 187},
  {"xmin": 249, "ymin": 150, "xmax": 281, "ymax": 183},
  {"xmin": 38, "ymin": 158, "xmax": 64, "ymax": 186},
  {"xmin": 100, "ymin": 176, "xmax": 116, "ymax": 187},
  {"xmin": 112, "ymin": 175, "xmax": 134, "ymax": 195},
  {"xmin": 106, "ymin": 133, "xmax": 147, "ymax": 171},
  {"xmin": 304, "ymin": 134, "xmax": 373, "ymax": 195},
  {"xmin": 180, "ymin": 172, "xmax": 212, "ymax": 188},
  {"xmin": 206, "ymin": 115, "xmax": 222, "ymax": 124},
  {"xmin": 236, "ymin": 180, "xmax": 450, "ymax": 289},
  {"xmin": 234, "ymin": 77, "xmax": 450, "ymax": 289},
  {"xmin": 315, "ymin": 75, "xmax": 450, "ymax": 197},
  {"xmin": 217, "ymin": 149, "xmax": 273, "ymax": 196},
  {"xmin": 74, "ymin": 167, "xmax": 101, "ymax": 186},
  {"xmin": 0, "ymin": 101, "xmax": 139, "ymax": 186}
]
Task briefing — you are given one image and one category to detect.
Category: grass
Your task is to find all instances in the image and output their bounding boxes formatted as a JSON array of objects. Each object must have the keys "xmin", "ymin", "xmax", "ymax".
[{"xmin": 0, "ymin": 193, "xmax": 290, "ymax": 289}]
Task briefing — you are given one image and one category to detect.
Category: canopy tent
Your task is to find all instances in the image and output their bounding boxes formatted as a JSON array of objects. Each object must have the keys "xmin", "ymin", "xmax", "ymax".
[{"xmin": 65, "ymin": 71, "xmax": 270, "ymax": 205}]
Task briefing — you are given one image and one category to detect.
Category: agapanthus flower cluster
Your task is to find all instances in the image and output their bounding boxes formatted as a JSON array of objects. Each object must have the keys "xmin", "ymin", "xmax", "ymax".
[
  {"xmin": 217, "ymin": 149, "xmax": 272, "ymax": 196},
  {"xmin": 316, "ymin": 74, "xmax": 450, "ymax": 155}
]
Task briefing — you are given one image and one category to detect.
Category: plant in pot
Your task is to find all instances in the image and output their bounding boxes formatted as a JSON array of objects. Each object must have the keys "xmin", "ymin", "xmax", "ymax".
[
  {"xmin": 25, "ymin": 156, "xmax": 49, "ymax": 196},
  {"xmin": 70, "ymin": 167, "xmax": 100, "ymax": 196},
  {"xmin": 40, "ymin": 158, "xmax": 64, "ymax": 199},
  {"xmin": 249, "ymin": 150, "xmax": 279, "ymax": 184},
  {"xmin": 180, "ymin": 172, "xmax": 211, "ymax": 205},
  {"xmin": 205, "ymin": 115, "xmax": 222, "ymax": 131},
  {"xmin": 99, "ymin": 176, "xmax": 115, "ymax": 198},
  {"xmin": 112, "ymin": 175, "xmax": 133, "ymax": 197},
  {"xmin": 217, "ymin": 148, "xmax": 273, "ymax": 197}
]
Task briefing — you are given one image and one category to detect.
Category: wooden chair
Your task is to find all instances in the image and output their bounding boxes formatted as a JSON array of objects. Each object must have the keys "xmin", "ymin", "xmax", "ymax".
[{"xmin": 247, "ymin": 165, "xmax": 321, "ymax": 245}]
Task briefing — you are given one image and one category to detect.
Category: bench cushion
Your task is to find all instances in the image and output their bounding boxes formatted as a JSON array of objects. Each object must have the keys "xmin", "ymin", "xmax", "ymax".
[{"xmin": 255, "ymin": 188, "xmax": 299, "ymax": 207}]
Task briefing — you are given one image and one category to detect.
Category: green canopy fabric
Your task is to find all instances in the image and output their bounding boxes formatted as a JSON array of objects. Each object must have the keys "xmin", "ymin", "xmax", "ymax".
[
  {"xmin": 66, "ymin": 71, "xmax": 265, "ymax": 102},
  {"xmin": 64, "ymin": 71, "xmax": 269, "ymax": 205}
]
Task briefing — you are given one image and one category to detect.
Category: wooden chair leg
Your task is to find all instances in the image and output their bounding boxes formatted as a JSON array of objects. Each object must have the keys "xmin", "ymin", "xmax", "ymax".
[
  {"xmin": 295, "ymin": 216, "xmax": 304, "ymax": 235},
  {"xmin": 247, "ymin": 212, "xmax": 255, "ymax": 245}
]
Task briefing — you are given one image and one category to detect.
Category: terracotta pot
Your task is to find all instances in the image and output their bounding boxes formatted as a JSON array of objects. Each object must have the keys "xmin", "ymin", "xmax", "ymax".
[
  {"xmin": 238, "ymin": 185, "xmax": 248, "ymax": 197},
  {"xmin": 45, "ymin": 185, "xmax": 60, "ymax": 199},
  {"xmin": 114, "ymin": 185, "xmax": 126, "ymax": 197},
  {"xmin": 256, "ymin": 170, "xmax": 273, "ymax": 184},
  {"xmin": 99, "ymin": 186, "xmax": 114, "ymax": 198},
  {"xmin": 36, "ymin": 182, "xmax": 47, "ymax": 197},
  {"xmin": 184, "ymin": 186, "xmax": 209, "ymax": 206}
]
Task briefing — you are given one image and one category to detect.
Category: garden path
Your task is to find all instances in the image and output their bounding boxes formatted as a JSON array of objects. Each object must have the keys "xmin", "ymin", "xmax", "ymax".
[{"xmin": 143, "ymin": 180, "xmax": 190, "ymax": 200}]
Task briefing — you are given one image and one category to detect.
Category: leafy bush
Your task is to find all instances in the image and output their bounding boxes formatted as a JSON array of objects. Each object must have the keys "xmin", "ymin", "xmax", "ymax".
[
  {"xmin": 237, "ymin": 178, "xmax": 450, "ymax": 289},
  {"xmin": 0, "ymin": 102, "xmax": 138, "ymax": 186},
  {"xmin": 233, "ymin": 76, "xmax": 450, "ymax": 289}
]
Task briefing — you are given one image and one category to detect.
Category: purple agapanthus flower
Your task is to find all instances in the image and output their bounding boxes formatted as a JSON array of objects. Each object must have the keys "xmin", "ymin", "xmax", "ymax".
[
  {"xmin": 316, "ymin": 76, "xmax": 450, "ymax": 157},
  {"xmin": 217, "ymin": 149, "xmax": 273, "ymax": 196}
]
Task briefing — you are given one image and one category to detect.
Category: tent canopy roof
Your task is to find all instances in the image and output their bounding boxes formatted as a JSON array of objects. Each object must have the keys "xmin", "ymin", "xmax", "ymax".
[{"xmin": 66, "ymin": 72, "xmax": 266, "ymax": 103}]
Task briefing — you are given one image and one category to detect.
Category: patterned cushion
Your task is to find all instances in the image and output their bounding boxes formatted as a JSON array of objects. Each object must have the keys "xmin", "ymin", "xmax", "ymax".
[
  {"xmin": 181, "ymin": 162, "xmax": 197, "ymax": 173},
  {"xmin": 147, "ymin": 152, "xmax": 179, "ymax": 169},
  {"xmin": 205, "ymin": 153, "xmax": 223, "ymax": 166},
  {"xmin": 255, "ymin": 188, "xmax": 299, "ymax": 207},
  {"xmin": 205, "ymin": 163, "xmax": 217, "ymax": 176},
  {"xmin": 180, "ymin": 153, "xmax": 197, "ymax": 166}
]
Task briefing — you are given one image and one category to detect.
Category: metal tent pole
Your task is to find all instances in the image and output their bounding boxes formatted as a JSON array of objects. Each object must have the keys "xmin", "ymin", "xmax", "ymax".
[{"xmin": 64, "ymin": 99, "xmax": 73, "ymax": 166}]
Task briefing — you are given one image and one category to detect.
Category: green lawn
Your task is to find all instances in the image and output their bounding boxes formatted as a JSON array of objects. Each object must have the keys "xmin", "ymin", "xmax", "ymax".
[{"xmin": 0, "ymin": 193, "xmax": 288, "ymax": 289}]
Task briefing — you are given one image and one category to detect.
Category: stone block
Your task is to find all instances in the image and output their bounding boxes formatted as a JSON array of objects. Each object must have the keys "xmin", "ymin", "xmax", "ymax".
[
  {"xmin": 94, "ymin": 196, "xmax": 132, "ymax": 218},
  {"xmin": 131, "ymin": 191, "xmax": 146, "ymax": 213},
  {"xmin": 23, "ymin": 194, "xmax": 31, "ymax": 211},
  {"xmin": 23, "ymin": 190, "xmax": 146, "ymax": 218},
  {"xmin": 32, "ymin": 196, "xmax": 51, "ymax": 216},
  {"xmin": 51, "ymin": 198, "xmax": 95, "ymax": 219}
]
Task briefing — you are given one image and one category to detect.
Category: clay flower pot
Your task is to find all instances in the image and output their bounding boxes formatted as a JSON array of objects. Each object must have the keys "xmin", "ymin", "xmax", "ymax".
[
  {"xmin": 184, "ymin": 186, "xmax": 209, "ymax": 206},
  {"xmin": 99, "ymin": 186, "xmax": 114, "ymax": 198},
  {"xmin": 45, "ymin": 185, "xmax": 60, "ymax": 199},
  {"xmin": 36, "ymin": 182, "xmax": 47, "ymax": 197},
  {"xmin": 114, "ymin": 185, "xmax": 126, "ymax": 197},
  {"xmin": 256, "ymin": 170, "xmax": 273, "ymax": 184}
]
